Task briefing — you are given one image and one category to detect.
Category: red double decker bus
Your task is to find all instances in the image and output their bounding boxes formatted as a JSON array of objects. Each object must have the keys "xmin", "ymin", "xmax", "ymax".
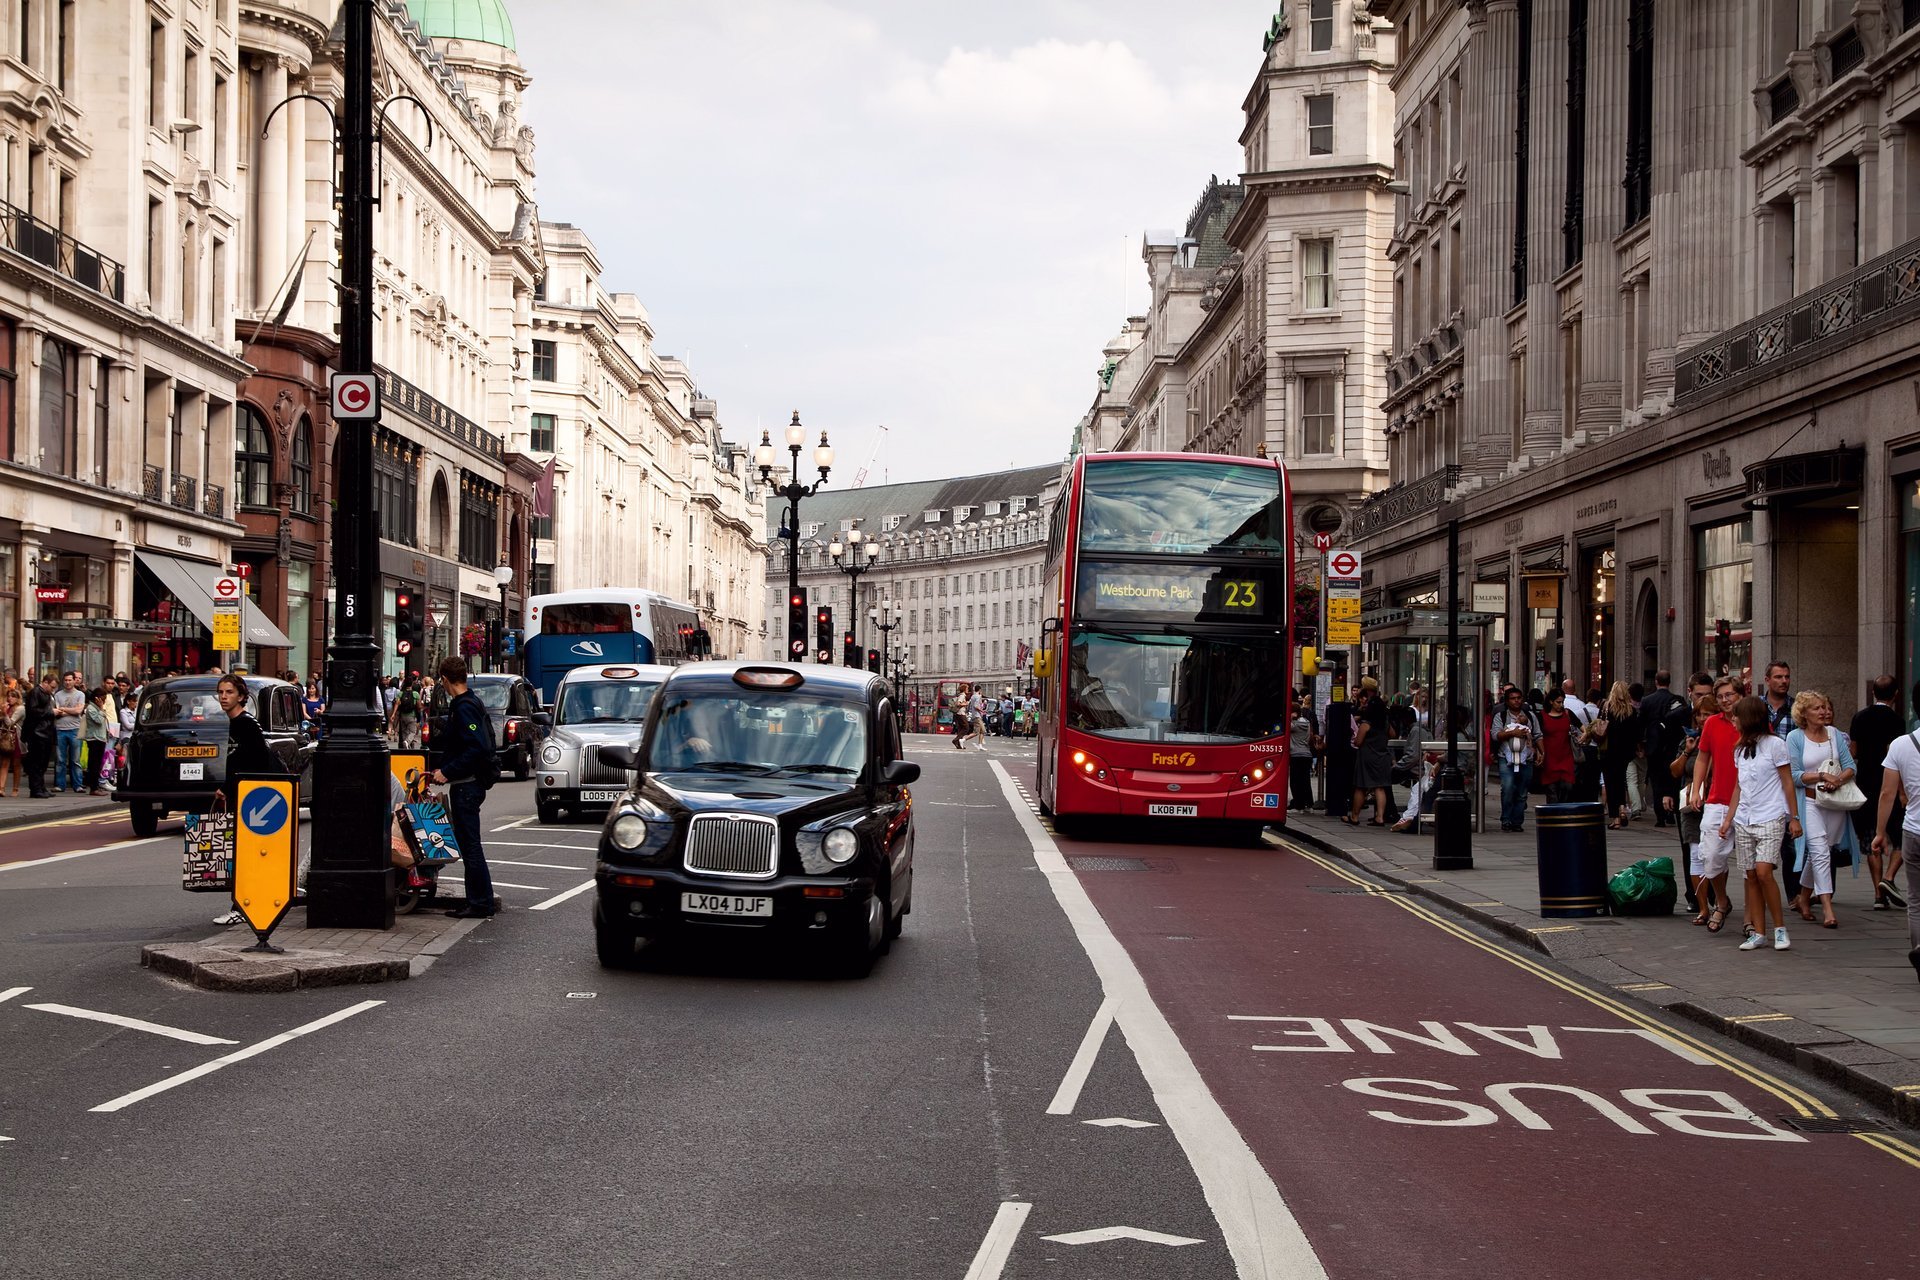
[{"xmin": 1032, "ymin": 453, "xmax": 1292, "ymax": 840}]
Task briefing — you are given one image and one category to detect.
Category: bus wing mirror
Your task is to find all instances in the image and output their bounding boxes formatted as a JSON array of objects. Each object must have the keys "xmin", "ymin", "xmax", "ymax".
[{"xmin": 1032, "ymin": 651, "xmax": 1055, "ymax": 679}]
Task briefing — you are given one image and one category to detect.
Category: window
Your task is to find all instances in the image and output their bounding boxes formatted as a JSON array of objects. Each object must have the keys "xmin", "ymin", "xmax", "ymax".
[
  {"xmin": 374, "ymin": 430, "xmax": 419, "ymax": 546},
  {"xmin": 1512, "ymin": 0, "xmax": 1533, "ymax": 304},
  {"xmin": 18, "ymin": 0, "xmax": 30, "ymax": 64},
  {"xmin": 93, "ymin": 357, "xmax": 109, "ymax": 486},
  {"xmin": 291, "ymin": 416, "xmax": 313, "ymax": 516},
  {"xmin": 38, "ymin": 337, "xmax": 76, "ymax": 477},
  {"xmin": 458, "ymin": 471, "xmax": 500, "ymax": 568},
  {"xmin": 235, "ymin": 404, "xmax": 273, "ymax": 508},
  {"xmin": 531, "ymin": 339, "xmax": 556, "ymax": 382},
  {"xmin": 1696, "ymin": 518, "xmax": 1753, "ymax": 679},
  {"xmin": 1309, "ymin": 0, "xmax": 1333, "ymax": 50},
  {"xmin": 1562, "ymin": 0, "xmax": 1588, "ymax": 269},
  {"xmin": 148, "ymin": 20, "xmax": 165, "ymax": 129},
  {"xmin": 57, "ymin": 1, "xmax": 73, "ymax": 93},
  {"xmin": 532, "ymin": 273, "xmax": 546, "ymax": 302},
  {"xmin": 1302, "ymin": 237, "xmax": 1334, "ymax": 309},
  {"xmin": 1307, "ymin": 95, "xmax": 1334, "ymax": 155},
  {"xmin": 529, "ymin": 412, "xmax": 555, "ymax": 451},
  {"xmin": 213, "ymin": 72, "xmax": 229, "ymax": 170},
  {"xmin": 0, "ymin": 317, "xmax": 14, "ymax": 460},
  {"xmin": 1301, "ymin": 375, "xmax": 1336, "ymax": 455}
]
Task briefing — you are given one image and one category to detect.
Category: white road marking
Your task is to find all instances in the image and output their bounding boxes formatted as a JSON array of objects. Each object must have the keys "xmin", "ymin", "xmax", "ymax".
[
  {"xmin": 1046, "ymin": 995, "xmax": 1119, "ymax": 1115},
  {"xmin": 490, "ymin": 859, "xmax": 587, "ymax": 871},
  {"xmin": 0, "ymin": 836, "xmax": 166, "ymax": 873},
  {"xmin": 1083, "ymin": 1117, "xmax": 1159, "ymax": 1129},
  {"xmin": 24, "ymin": 1003, "xmax": 237, "ymax": 1046},
  {"xmin": 0, "ymin": 1135, "xmax": 11, "ymax": 1142},
  {"xmin": 90, "ymin": 999, "xmax": 384, "ymax": 1113},
  {"xmin": 0, "ymin": 987, "xmax": 31, "ymax": 1004},
  {"xmin": 1042, "ymin": 1226, "xmax": 1204, "ymax": 1247},
  {"xmin": 490, "ymin": 817, "xmax": 535, "ymax": 832},
  {"xmin": 1562, "ymin": 1025, "xmax": 1717, "ymax": 1066},
  {"xmin": 961, "ymin": 1201, "xmax": 1031, "ymax": 1280},
  {"xmin": 483, "ymin": 881, "xmax": 552, "ymax": 892},
  {"xmin": 487, "ymin": 839, "xmax": 601, "ymax": 849},
  {"xmin": 988, "ymin": 760, "xmax": 1327, "ymax": 1280},
  {"xmin": 528, "ymin": 878, "xmax": 596, "ymax": 912}
]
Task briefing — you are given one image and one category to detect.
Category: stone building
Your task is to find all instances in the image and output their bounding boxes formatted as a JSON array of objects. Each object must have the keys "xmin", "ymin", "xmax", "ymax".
[
  {"xmin": 1096, "ymin": 1, "xmax": 1397, "ymax": 554},
  {"xmin": 1352, "ymin": 0, "xmax": 1920, "ymax": 709},
  {"xmin": 761, "ymin": 464, "xmax": 1063, "ymax": 693}
]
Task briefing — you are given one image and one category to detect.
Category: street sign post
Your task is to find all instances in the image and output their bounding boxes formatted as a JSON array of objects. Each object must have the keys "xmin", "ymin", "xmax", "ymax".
[
  {"xmin": 233, "ymin": 776, "xmax": 299, "ymax": 951},
  {"xmin": 212, "ymin": 603, "xmax": 241, "ymax": 653}
]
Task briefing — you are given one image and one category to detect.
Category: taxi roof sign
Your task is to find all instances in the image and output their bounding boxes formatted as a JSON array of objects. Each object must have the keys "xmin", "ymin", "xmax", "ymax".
[{"xmin": 733, "ymin": 667, "xmax": 805, "ymax": 690}]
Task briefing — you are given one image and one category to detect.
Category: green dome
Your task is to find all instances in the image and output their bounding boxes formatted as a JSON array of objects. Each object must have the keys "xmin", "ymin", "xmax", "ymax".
[{"xmin": 407, "ymin": 0, "xmax": 515, "ymax": 49}]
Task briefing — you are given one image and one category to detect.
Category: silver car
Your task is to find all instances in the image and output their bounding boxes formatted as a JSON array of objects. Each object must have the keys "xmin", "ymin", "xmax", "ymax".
[{"xmin": 535, "ymin": 664, "xmax": 673, "ymax": 824}]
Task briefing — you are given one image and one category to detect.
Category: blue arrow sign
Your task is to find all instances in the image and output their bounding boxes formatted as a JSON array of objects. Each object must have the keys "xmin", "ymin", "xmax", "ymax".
[{"xmin": 242, "ymin": 790, "xmax": 289, "ymax": 838}]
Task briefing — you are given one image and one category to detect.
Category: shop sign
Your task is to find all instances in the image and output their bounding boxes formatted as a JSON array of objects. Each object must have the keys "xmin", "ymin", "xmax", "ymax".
[
  {"xmin": 34, "ymin": 586, "xmax": 69, "ymax": 604},
  {"xmin": 1526, "ymin": 578, "xmax": 1560, "ymax": 609},
  {"xmin": 1471, "ymin": 582, "xmax": 1507, "ymax": 614}
]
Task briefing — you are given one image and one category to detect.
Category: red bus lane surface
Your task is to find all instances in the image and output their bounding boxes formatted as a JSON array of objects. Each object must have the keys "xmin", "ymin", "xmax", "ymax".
[
  {"xmin": 0, "ymin": 813, "xmax": 149, "ymax": 868},
  {"xmin": 1013, "ymin": 781, "xmax": 1920, "ymax": 1277}
]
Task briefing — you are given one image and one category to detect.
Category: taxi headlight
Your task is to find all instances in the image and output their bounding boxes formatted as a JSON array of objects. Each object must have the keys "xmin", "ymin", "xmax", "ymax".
[
  {"xmin": 823, "ymin": 827, "xmax": 859, "ymax": 865},
  {"xmin": 541, "ymin": 744, "xmax": 563, "ymax": 766},
  {"xmin": 609, "ymin": 815, "xmax": 648, "ymax": 851}
]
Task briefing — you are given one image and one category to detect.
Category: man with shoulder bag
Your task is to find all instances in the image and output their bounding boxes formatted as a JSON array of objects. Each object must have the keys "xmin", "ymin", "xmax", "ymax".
[{"xmin": 431, "ymin": 657, "xmax": 499, "ymax": 918}]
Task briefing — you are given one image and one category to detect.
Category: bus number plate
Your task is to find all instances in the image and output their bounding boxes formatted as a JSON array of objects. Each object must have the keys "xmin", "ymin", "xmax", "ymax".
[{"xmin": 1148, "ymin": 803, "xmax": 1198, "ymax": 817}]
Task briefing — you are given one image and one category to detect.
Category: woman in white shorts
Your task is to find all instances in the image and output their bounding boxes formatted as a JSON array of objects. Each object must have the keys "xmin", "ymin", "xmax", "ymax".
[
  {"xmin": 1689, "ymin": 679, "xmax": 1744, "ymax": 933},
  {"xmin": 1785, "ymin": 691, "xmax": 1858, "ymax": 930},
  {"xmin": 1720, "ymin": 696, "xmax": 1802, "ymax": 952}
]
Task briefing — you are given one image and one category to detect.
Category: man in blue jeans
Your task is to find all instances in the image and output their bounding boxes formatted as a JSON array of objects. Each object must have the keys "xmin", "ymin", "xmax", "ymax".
[
  {"xmin": 429, "ymin": 656, "xmax": 498, "ymax": 918},
  {"xmin": 1493, "ymin": 685, "xmax": 1542, "ymax": 832},
  {"xmin": 51, "ymin": 670, "xmax": 86, "ymax": 793}
]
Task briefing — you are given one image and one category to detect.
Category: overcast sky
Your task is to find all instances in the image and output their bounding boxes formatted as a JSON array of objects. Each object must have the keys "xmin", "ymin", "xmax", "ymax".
[{"xmin": 511, "ymin": 0, "xmax": 1274, "ymax": 485}]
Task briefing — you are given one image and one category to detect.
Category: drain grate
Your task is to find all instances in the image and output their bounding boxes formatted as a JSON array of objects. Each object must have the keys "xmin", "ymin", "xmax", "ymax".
[
  {"xmin": 1069, "ymin": 856, "xmax": 1152, "ymax": 872},
  {"xmin": 1778, "ymin": 1115, "xmax": 1892, "ymax": 1134}
]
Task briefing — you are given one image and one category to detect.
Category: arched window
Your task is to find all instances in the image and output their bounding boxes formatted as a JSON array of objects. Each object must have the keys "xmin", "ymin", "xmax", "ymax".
[
  {"xmin": 291, "ymin": 416, "xmax": 313, "ymax": 515},
  {"xmin": 235, "ymin": 404, "xmax": 273, "ymax": 509},
  {"xmin": 429, "ymin": 472, "xmax": 451, "ymax": 558}
]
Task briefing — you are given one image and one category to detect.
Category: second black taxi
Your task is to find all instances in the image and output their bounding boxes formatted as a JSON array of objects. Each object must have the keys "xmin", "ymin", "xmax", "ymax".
[{"xmin": 591, "ymin": 662, "xmax": 917, "ymax": 976}]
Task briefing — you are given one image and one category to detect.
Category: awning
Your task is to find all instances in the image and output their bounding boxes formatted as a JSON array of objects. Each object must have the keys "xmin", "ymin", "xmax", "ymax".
[{"xmin": 136, "ymin": 551, "xmax": 294, "ymax": 649}]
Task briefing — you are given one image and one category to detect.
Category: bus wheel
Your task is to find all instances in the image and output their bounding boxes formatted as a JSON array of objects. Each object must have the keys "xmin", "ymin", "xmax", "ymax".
[{"xmin": 1240, "ymin": 821, "xmax": 1272, "ymax": 848}]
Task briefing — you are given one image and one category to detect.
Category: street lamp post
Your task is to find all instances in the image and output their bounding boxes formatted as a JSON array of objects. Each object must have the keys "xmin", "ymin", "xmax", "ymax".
[
  {"xmin": 829, "ymin": 527, "xmax": 879, "ymax": 661},
  {"xmin": 870, "ymin": 599, "xmax": 902, "ymax": 677},
  {"xmin": 757, "ymin": 411, "xmax": 832, "ymax": 661},
  {"xmin": 495, "ymin": 562, "xmax": 514, "ymax": 673},
  {"xmin": 1432, "ymin": 514, "xmax": 1473, "ymax": 870}
]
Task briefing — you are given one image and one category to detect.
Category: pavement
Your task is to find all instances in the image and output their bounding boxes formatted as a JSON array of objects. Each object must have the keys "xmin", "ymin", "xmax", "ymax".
[
  {"xmin": 142, "ymin": 903, "xmax": 487, "ymax": 991},
  {"xmin": 1285, "ymin": 796, "xmax": 1920, "ymax": 1125},
  {"xmin": 0, "ymin": 786, "xmax": 118, "ymax": 831}
]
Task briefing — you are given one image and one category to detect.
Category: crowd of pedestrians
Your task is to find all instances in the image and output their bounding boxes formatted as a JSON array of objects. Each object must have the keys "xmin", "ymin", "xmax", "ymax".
[
  {"xmin": 946, "ymin": 684, "xmax": 1037, "ymax": 748},
  {"xmin": 0, "ymin": 668, "xmax": 138, "ymax": 799}
]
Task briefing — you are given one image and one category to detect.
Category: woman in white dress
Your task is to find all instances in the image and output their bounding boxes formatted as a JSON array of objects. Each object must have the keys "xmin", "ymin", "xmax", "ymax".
[{"xmin": 1784, "ymin": 691, "xmax": 1858, "ymax": 930}]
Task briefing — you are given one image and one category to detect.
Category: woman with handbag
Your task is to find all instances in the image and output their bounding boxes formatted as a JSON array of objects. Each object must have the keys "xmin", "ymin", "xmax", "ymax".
[
  {"xmin": 0, "ymin": 688, "xmax": 23, "ymax": 796},
  {"xmin": 1785, "ymin": 691, "xmax": 1861, "ymax": 929},
  {"xmin": 1670, "ymin": 695, "xmax": 1720, "ymax": 923}
]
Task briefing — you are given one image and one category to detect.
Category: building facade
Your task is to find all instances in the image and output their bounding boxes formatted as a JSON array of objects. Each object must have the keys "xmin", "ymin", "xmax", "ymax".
[
  {"xmin": 1353, "ymin": 0, "xmax": 1920, "ymax": 711},
  {"xmin": 762, "ymin": 464, "xmax": 1063, "ymax": 694}
]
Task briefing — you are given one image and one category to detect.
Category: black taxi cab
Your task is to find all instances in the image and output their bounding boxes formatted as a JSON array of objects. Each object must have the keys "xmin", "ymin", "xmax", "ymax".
[
  {"xmin": 591, "ymin": 662, "xmax": 918, "ymax": 976},
  {"xmin": 114, "ymin": 675, "xmax": 314, "ymax": 836}
]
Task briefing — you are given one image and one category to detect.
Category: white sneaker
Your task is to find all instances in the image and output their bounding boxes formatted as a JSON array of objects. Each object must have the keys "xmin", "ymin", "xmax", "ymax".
[
  {"xmin": 212, "ymin": 909, "xmax": 244, "ymax": 926},
  {"xmin": 1738, "ymin": 930, "xmax": 1769, "ymax": 951},
  {"xmin": 1773, "ymin": 927, "xmax": 1791, "ymax": 951}
]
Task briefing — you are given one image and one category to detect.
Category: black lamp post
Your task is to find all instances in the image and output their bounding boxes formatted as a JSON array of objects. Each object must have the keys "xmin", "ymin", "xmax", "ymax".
[
  {"xmin": 756, "ymin": 411, "xmax": 832, "ymax": 660},
  {"xmin": 829, "ymin": 526, "xmax": 879, "ymax": 660},
  {"xmin": 1432, "ymin": 514, "xmax": 1473, "ymax": 870},
  {"xmin": 495, "ymin": 562, "xmax": 513, "ymax": 673},
  {"xmin": 870, "ymin": 599, "xmax": 901, "ymax": 677}
]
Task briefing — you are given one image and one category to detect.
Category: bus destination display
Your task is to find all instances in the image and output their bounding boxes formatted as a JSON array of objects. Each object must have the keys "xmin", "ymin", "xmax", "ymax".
[{"xmin": 1076, "ymin": 562, "xmax": 1271, "ymax": 622}]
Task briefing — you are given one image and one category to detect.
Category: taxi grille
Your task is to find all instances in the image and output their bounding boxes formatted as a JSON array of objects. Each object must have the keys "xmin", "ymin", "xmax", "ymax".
[
  {"xmin": 683, "ymin": 813, "xmax": 779, "ymax": 880},
  {"xmin": 577, "ymin": 749, "xmax": 632, "ymax": 786}
]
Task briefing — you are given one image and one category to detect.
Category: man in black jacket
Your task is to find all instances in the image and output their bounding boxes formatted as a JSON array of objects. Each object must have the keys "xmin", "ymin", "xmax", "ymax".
[
  {"xmin": 430, "ymin": 657, "xmax": 497, "ymax": 918},
  {"xmin": 1850, "ymin": 676, "xmax": 1906, "ymax": 909},
  {"xmin": 22, "ymin": 672, "xmax": 56, "ymax": 798},
  {"xmin": 1638, "ymin": 670, "xmax": 1687, "ymax": 827}
]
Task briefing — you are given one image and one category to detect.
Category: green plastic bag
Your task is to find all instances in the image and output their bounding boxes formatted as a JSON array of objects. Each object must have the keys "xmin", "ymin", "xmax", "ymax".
[{"xmin": 1607, "ymin": 856, "xmax": 1677, "ymax": 915}]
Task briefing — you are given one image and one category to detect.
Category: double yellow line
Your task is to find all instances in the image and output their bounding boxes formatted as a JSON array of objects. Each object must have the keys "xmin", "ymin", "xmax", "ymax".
[{"xmin": 1274, "ymin": 835, "xmax": 1920, "ymax": 1172}]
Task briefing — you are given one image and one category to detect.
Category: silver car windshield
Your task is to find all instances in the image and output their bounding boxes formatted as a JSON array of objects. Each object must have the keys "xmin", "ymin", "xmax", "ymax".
[
  {"xmin": 556, "ymin": 679, "xmax": 661, "ymax": 726},
  {"xmin": 648, "ymin": 692, "xmax": 867, "ymax": 775}
]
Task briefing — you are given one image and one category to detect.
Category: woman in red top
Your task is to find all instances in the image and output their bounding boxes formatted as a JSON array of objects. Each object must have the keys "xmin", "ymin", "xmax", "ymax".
[{"xmin": 1538, "ymin": 689, "xmax": 1578, "ymax": 803}]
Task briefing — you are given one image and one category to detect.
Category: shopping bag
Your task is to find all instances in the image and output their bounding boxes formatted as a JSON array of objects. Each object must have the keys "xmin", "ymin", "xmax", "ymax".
[
  {"xmin": 1607, "ymin": 856, "xmax": 1677, "ymax": 916},
  {"xmin": 181, "ymin": 797, "xmax": 237, "ymax": 892},
  {"xmin": 400, "ymin": 797, "xmax": 462, "ymax": 867}
]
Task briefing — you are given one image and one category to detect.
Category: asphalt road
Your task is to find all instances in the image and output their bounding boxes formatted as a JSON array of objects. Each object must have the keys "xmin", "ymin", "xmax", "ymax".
[{"xmin": 2, "ymin": 736, "xmax": 1916, "ymax": 1279}]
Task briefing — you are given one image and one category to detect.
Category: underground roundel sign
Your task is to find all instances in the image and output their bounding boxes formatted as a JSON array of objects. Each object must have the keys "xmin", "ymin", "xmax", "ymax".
[{"xmin": 330, "ymin": 372, "xmax": 380, "ymax": 420}]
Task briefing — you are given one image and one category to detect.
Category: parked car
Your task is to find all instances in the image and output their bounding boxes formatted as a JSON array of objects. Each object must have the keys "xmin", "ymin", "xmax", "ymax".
[
  {"xmin": 424, "ymin": 673, "xmax": 549, "ymax": 780},
  {"xmin": 592, "ymin": 662, "xmax": 919, "ymax": 976},
  {"xmin": 535, "ymin": 664, "xmax": 672, "ymax": 825},
  {"xmin": 113, "ymin": 675, "xmax": 315, "ymax": 838}
]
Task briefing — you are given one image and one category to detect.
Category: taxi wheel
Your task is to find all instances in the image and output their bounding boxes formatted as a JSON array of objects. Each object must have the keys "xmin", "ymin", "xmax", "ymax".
[
  {"xmin": 835, "ymin": 891, "xmax": 889, "ymax": 977},
  {"xmin": 129, "ymin": 803, "xmax": 159, "ymax": 838},
  {"xmin": 594, "ymin": 909, "xmax": 638, "ymax": 969},
  {"xmin": 536, "ymin": 798, "xmax": 561, "ymax": 825}
]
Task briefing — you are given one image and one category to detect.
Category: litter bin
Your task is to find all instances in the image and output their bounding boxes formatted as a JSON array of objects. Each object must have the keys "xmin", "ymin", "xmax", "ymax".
[{"xmin": 1535, "ymin": 802, "xmax": 1609, "ymax": 918}]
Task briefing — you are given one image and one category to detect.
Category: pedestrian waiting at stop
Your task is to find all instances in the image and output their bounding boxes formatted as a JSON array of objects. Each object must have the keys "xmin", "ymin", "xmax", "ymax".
[
  {"xmin": 1720, "ymin": 696, "xmax": 1801, "ymax": 953},
  {"xmin": 432, "ymin": 656, "xmax": 499, "ymax": 919},
  {"xmin": 0, "ymin": 687, "xmax": 23, "ymax": 797},
  {"xmin": 1490, "ymin": 685, "xmax": 1543, "ymax": 833}
]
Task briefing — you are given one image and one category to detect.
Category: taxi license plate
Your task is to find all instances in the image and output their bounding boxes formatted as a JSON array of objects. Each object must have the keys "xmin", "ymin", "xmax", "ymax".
[
  {"xmin": 579, "ymin": 789, "xmax": 622, "ymax": 803},
  {"xmin": 1148, "ymin": 803, "xmax": 1198, "ymax": 817},
  {"xmin": 167, "ymin": 746, "xmax": 219, "ymax": 759},
  {"xmin": 681, "ymin": 892, "xmax": 772, "ymax": 919},
  {"xmin": 179, "ymin": 763, "xmax": 205, "ymax": 781}
]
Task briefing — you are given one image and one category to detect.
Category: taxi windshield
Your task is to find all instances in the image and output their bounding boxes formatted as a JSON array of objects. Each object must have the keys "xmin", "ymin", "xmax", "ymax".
[
  {"xmin": 135, "ymin": 682, "xmax": 229, "ymax": 727},
  {"xmin": 557, "ymin": 679, "xmax": 662, "ymax": 726},
  {"xmin": 647, "ymin": 690, "xmax": 868, "ymax": 776}
]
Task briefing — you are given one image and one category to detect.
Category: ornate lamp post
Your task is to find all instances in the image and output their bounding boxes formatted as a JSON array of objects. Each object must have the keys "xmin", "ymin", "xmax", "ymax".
[
  {"xmin": 869, "ymin": 599, "xmax": 902, "ymax": 672},
  {"xmin": 756, "ymin": 411, "xmax": 832, "ymax": 660},
  {"xmin": 494, "ymin": 561, "xmax": 514, "ymax": 673},
  {"xmin": 829, "ymin": 525, "xmax": 879, "ymax": 661}
]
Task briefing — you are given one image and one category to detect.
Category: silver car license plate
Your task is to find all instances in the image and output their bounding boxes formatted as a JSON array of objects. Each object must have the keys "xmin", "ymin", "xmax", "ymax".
[
  {"xmin": 681, "ymin": 892, "xmax": 772, "ymax": 919},
  {"xmin": 579, "ymin": 789, "xmax": 622, "ymax": 803}
]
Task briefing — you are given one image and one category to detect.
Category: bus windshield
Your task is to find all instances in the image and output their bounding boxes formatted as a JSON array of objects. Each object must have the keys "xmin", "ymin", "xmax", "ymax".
[
  {"xmin": 542, "ymin": 603, "xmax": 632, "ymax": 634},
  {"xmin": 1068, "ymin": 629, "xmax": 1287, "ymax": 743},
  {"xmin": 1078, "ymin": 459, "xmax": 1284, "ymax": 556}
]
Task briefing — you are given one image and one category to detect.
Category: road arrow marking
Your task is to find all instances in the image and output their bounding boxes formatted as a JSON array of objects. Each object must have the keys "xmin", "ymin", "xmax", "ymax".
[
  {"xmin": 0, "ymin": 986, "xmax": 31, "ymax": 1004},
  {"xmin": 1041, "ymin": 1226, "xmax": 1204, "ymax": 1247},
  {"xmin": 1046, "ymin": 995, "xmax": 1118, "ymax": 1115},
  {"xmin": 26, "ymin": 1003, "xmax": 237, "ymax": 1046},
  {"xmin": 962, "ymin": 1201, "xmax": 1031, "ymax": 1280},
  {"xmin": 1082, "ymin": 1117, "xmax": 1159, "ymax": 1128},
  {"xmin": 91, "ymin": 999, "xmax": 383, "ymax": 1113}
]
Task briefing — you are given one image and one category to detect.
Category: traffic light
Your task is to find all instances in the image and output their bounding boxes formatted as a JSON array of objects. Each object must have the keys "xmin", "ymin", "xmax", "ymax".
[
  {"xmin": 867, "ymin": 648, "xmax": 881, "ymax": 674},
  {"xmin": 816, "ymin": 607, "xmax": 833, "ymax": 664},
  {"xmin": 787, "ymin": 589, "xmax": 808, "ymax": 658},
  {"xmin": 693, "ymin": 627, "xmax": 712, "ymax": 658},
  {"xmin": 394, "ymin": 589, "xmax": 423, "ymax": 671},
  {"xmin": 843, "ymin": 629, "xmax": 858, "ymax": 667}
]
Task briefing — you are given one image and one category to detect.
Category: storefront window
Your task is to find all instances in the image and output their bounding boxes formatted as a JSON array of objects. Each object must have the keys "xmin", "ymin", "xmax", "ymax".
[
  {"xmin": 1696, "ymin": 517, "xmax": 1753, "ymax": 680},
  {"xmin": 287, "ymin": 562, "xmax": 312, "ymax": 679},
  {"xmin": 1524, "ymin": 577, "xmax": 1563, "ymax": 692},
  {"xmin": 0, "ymin": 543, "xmax": 15, "ymax": 673},
  {"xmin": 1583, "ymin": 547, "xmax": 1615, "ymax": 692}
]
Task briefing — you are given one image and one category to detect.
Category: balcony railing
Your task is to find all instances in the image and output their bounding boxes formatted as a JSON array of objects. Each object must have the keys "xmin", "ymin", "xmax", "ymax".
[
  {"xmin": 1909, "ymin": 0, "xmax": 1920, "ymax": 32},
  {"xmin": 142, "ymin": 464, "xmax": 163, "ymax": 501},
  {"xmin": 0, "ymin": 199, "xmax": 126, "ymax": 303},
  {"xmin": 1767, "ymin": 73, "xmax": 1799, "ymax": 125},
  {"xmin": 170, "ymin": 475, "xmax": 197, "ymax": 512},
  {"xmin": 1675, "ymin": 235, "xmax": 1920, "ymax": 407},
  {"xmin": 202, "ymin": 483, "xmax": 224, "ymax": 520},
  {"xmin": 1349, "ymin": 465, "xmax": 1460, "ymax": 543},
  {"xmin": 1829, "ymin": 26, "xmax": 1864, "ymax": 79}
]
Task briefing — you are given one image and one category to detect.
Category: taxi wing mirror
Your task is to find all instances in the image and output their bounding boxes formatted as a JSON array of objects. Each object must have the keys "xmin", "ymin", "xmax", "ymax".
[
  {"xmin": 882, "ymin": 759, "xmax": 921, "ymax": 786},
  {"xmin": 596, "ymin": 742, "xmax": 641, "ymax": 772},
  {"xmin": 532, "ymin": 711, "xmax": 552, "ymax": 731}
]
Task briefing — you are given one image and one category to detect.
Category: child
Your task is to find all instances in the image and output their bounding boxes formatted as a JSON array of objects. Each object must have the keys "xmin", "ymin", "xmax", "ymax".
[{"xmin": 1719, "ymin": 695, "xmax": 1802, "ymax": 952}]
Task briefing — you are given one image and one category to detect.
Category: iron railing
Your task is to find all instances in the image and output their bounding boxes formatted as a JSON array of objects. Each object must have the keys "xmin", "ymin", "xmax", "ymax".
[
  {"xmin": 142, "ymin": 464, "xmax": 163, "ymax": 501},
  {"xmin": 1767, "ymin": 73, "xmax": 1799, "ymax": 125},
  {"xmin": 1829, "ymin": 26, "xmax": 1864, "ymax": 79},
  {"xmin": 170, "ymin": 474, "xmax": 197, "ymax": 512},
  {"xmin": 202, "ymin": 483, "xmax": 224, "ymax": 519},
  {"xmin": 1349, "ymin": 465, "xmax": 1460, "ymax": 542},
  {"xmin": 0, "ymin": 199, "xmax": 125, "ymax": 302}
]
